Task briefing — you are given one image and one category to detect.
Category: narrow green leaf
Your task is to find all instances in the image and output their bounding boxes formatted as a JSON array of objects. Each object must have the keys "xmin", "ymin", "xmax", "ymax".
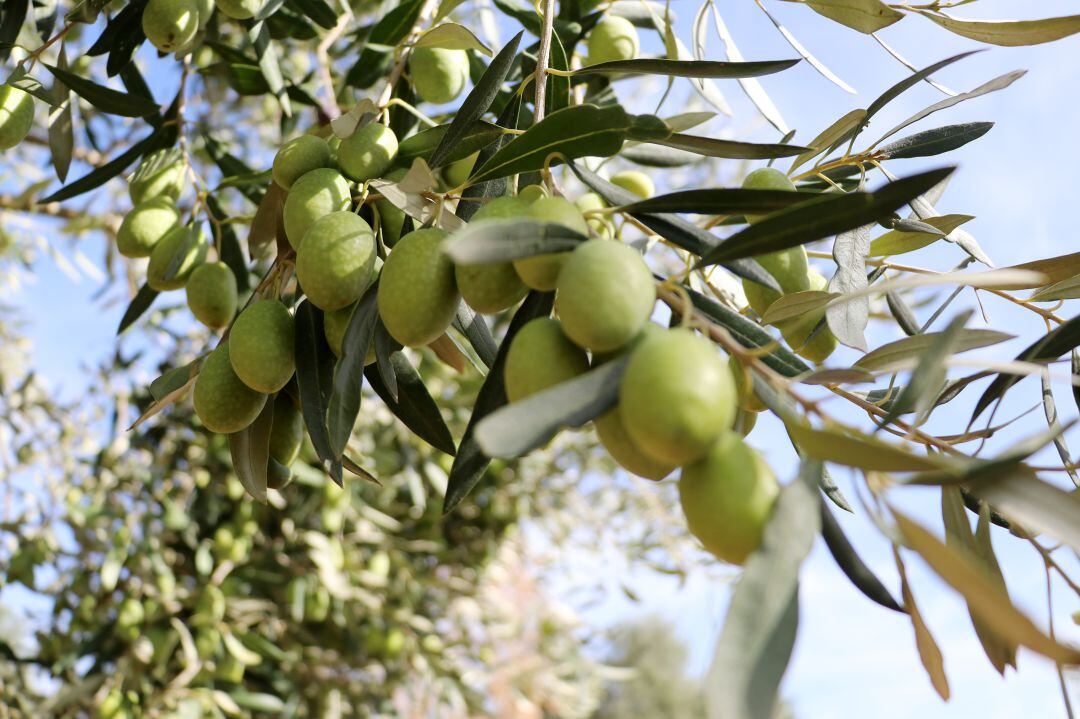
[
  {"xmin": 452, "ymin": 305, "xmax": 496, "ymax": 369},
  {"xmin": 345, "ymin": 0, "xmax": 425, "ymax": 88},
  {"xmin": 971, "ymin": 314, "xmax": 1080, "ymax": 423},
  {"xmin": 474, "ymin": 355, "xmax": 628, "ymax": 459},
  {"xmin": 820, "ymin": 500, "xmax": 904, "ymax": 612},
  {"xmin": 0, "ymin": 0, "xmax": 28, "ymax": 64},
  {"xmin": 43, "ymin": 63, "xmax": 158, "ymax": 117},
  {"xmin": 707, "ymin": 460, "xmax": 821, "ymax": 719},
  {"xmin": 372, "ymin": 319, "xmax": 400, "ymax": 402},
  {"xmin": 570, "ymin": 58, "xmax": 799, "ymax": 78},
  {"xmin": 250, "ymin": 21, "xmax": 291, "ymax": 117},
  {"xmin": 327, "ymin": 283, "xmax": 379, "ymax": 458},
  {"xmin": 444, "ymin": 219, "xmax": 586, "ymax": 264},
  {"xmin": 855, "ymin": 329, "xmax": 1013, "ymax": 372},
  {"xmin": 117, "ymin": 283, "xmax": 158, "ymax": 335},
  {"xmin": 428, "ymin": 32, "xmax": 522, "ymax": 169},
  {"xmin": 286, "ymin": 0, "xmax": 337, "ymax": 28},
  {"xmin": 869, "ymin": 213, "xmax": 974, "ymax": 257},
  {"xmin": 877, "ymin": 122, "xmax": 994, "ymax": 160},
  {"xmin": 444, "ymin": 292, "xmax": 554, "ymax": 513},
  {"xmin": 47, "ymin": 46, "xmax": 74, "ymax": 183},
  {"xmin": 618, "ymin": 188, "xmax": 813, "ymax": 216},
  {"xmin": 455, "ymin": 93, "xmax": 522, "ymax": 222},
  {"xmin": 149, "ymin": 358, "xmax": 202, "ymax": 402},
  {"xmin": 878, "ymin": 311, "xmax": 968, "ymax": 424},
  {"xmin": 918, "ymin": 11, "xmax": 1080, "ymax": 46},
  {"xmin": 414, "ymin": 22, "xmax": 492, "ymax": 55},
  {"xmin": 228, "ymin": 399, "xmax": 274, "ymax": 503},
  {"xmin": 469, "ymin": 104, "xmax": 630, "ymax": 184},
  {"xmin": 365, "ymin": 354, "xmax": 456, "ymax": 456},
  {"xmin": 967, "ymin": 465, "xmax": 1080, "ymax": 555},
  {"xmin": 805, "ymin": 0, "xmax": 902, "ymax": 33},
  {"xmin": 41, "ymin": 133, "xmax": 160, "ymax": 204},
  {"xmin": 294, "ymin": 301, "xmax": 342, "ymax": 484},
  {"xmin": 698, "ymin": 167, "xmax": 955, "ymax": 266},
  {"xmin": 787, "ymin": 421, "xmax": 954, "ymax": 472},
  {"xmin": 789, "ymin": 108, "xmax": 866, "ymax": 173},
  {"xmin": 652, "ymin": 133, "xmax": 811, "ymax": 160}
]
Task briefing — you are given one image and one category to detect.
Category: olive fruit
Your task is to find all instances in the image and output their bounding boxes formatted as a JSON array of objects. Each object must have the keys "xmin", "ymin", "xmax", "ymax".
[
  {"xmin": 513, "ymin": 196, "xmax": 589, "ymax": 291},
  {"xmin": 215, "ymin": 0, "xmax": 262, "ymax": 19},
  {"xmin": 193, "ymin": 0, "xmax": 213, "ymax": 27},
  {"xmin": 729, "ymin": 355, "xmax": 766, "ymax": 413},
  {"xmin": 272, "ymin": 135, "xmax": 331, "ymax": 190},
  {"xmin": 338, "ymin": 123, "xmax": 398, "ymax": 182},
  {"xmin": 147, "ymin": 226, "xmax": 207, "ymax": 291},
  {"xmin": 586, "ymin": 16, "xmax": 639, "ymax": 65},
  {"xmin": 556, "ymin": 239, "xmax": 655, "ymax": 353},
  {"xmin": 283, "ymin": 168, "xmax": 351, "ymax": 249},
  {"xmin": 116, "ymin": 198, "xmax": 180, "ymax": 258},
  {"xmin": 518, "ymin": 184, "xmax": 547, "ymax": 204},
  {"xmin": 679, "ymin": 432, "xmax": 778, "ymax": 564},
  {"xmin": 142, "ymin": 0, "xmax": 199, "ymax": 53},
  {"xmin": 377, "ymin": 228, "xmax": 459, "ymax": 347},
  {"xmin": 734, "ymin": 408, "xmax": 758, "ymax": 437},
  {"xmin": 456, "ymin": 196, "xmax": 528, "ymax": 313},
  {"xmin": 575, "ymin": 192, "xmax": 613, "ymax": 239},
  {"xmin": 619, "ymin": 328, "xmax": 736, "ymax": 465},
  {"xmin": 185, "ymin": 261, "xmax": 238, "ymax": 329},
  {"xmin": 780, "ymin": 268, "xmax": 838, "ymax": 363},
  {"xmin": 129, "ymin": 149, "xmax": 186, "ymax": 204},
  {"xmin": 503, "ymin": 318, "xmax": 589, "ymax": 403},
  {"xmin": 408, "ymin": 47, "xmax": 470, "ymax": 105},
  {"xmin": 0, "ymin": 85, "xmax": 34, "ymax": 151},
  {"xmin": 268, "ymin": 394, "xmax": 303, "ymax": 467},
  {"xmin": 594, "ymin": 410, "xmax": 675, "ymax": 481},
  {"xmin": 609, "ymin": 170, "xmax": 654, "ymax": 199},
  {"xmin": 323, "ymin": 303, "xmax": 375, "ymax": 365},
  {"xmin": 229, "ymin": 300, "xmax": 295, "ymax": 393},
  {"xmin": 295, "ymin": 211, "xmax": 376, "ymax": 311},
  {"xmin": 443, "ymin": 151, "xmax": 478, "ymax": 189},
  {"xmin": 193, "ymin": 342, "xmax": 268, "ymax": 434}
]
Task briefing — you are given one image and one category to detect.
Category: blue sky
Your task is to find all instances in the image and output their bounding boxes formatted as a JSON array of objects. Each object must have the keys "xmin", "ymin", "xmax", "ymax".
[{"xmin": 7, "ymin": 0, "xmax": 1080, "ymax": 716}]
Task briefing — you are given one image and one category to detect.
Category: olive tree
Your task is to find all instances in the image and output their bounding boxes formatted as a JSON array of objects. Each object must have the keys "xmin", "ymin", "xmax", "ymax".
[{"xmin": 2, "ymin": 0, "xmax": 1080, "ymax": 716}]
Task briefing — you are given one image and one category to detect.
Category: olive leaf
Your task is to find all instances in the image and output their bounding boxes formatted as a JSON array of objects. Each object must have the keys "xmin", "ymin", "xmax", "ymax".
[
  {"xmin": 444, "ymin": 219, "xmax": 586, "ymax": 265},
  {"xmin": 785, "ymin": 421, "xmax": 955, "ymax": 472},
  {"xmin": 917, "ymin": 11, "xmax": 1080, "ymax": 47},
  {"xmin": 820, "ymin": 500, "xmax": 904, "ymax": 613},
  {"xmin": 805, "ymin": 0, "xmax": 902, "ymax": 34},
  {"xmin": 293, "ymin": 301, "xmax": 342, "ymax": 485},
  {"xmin": 365, "ymin": 354, "xmax": 456, "ymax": 456},
  {"xmin": 228, "ymin": 399, "xmax": 274, "ymax": 503},
  {"xmin": 756, "ymin": 0, "xmax": 855, "ymax": 94},
  {"xmin": 650, "ymin": 133, "xmax": 811, "ymax": 160},
  {"xmin": 327, "ymin": 283, "xmax": 379, "ymax": 459},
  {"xmin": 117, "ymin": 283, "xmax": 159, "ymax": 335},
  {"xmin": 876, "ymin": 122, "xmax": 994, "ymax": 160},
  {"xmin": 868, "ymin": 213, "xmax": 973, "ymax": 257},
  {"xmin": 414, "ymin": 22, "xmax": 493, "ymax": 55},
  {"xmin": 569, "ymin": 58, "xmax": 799, "ymax": 78},
  {"xmin": 854, "ymin": 329, "xmax": 1013, "ymax": 372},
  {"xmin": 826, "ymin": 222, "xmax": 872, "ymax": 351},
  {"xmin": 617, "ymin": 188, "xmax": 812, "ymax": 215}
]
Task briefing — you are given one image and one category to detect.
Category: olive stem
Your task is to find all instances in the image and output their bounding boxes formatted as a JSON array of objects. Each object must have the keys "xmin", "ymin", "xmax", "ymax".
[{"xmin": 533, "ymin": 0, "xmax": 557, "ymax": 124}]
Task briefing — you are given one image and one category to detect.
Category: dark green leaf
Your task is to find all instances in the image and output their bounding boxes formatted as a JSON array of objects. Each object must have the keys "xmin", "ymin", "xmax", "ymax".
[
  {"xmin": 345, "ymin": 0, "xmax": 424, "ymax": 87},
  {"xmin": 399, "ymin": 122, "xmax": 506, "ymax": 166},
  {"xmin": 327, "ymin": 283, "xmax": 379, "ymax": 458},
  {"xmin": 569, "ymin": 163, "xmax": 780, "ymax": 292},
  {"xmin": 475, "ymin": 355, "xmax": 628, "ymax": 459},
  {"xmin": 150, "ymin": 358, "xmax": 202, "ymax": 402},
  {"xmin": 429, "ymin": 32, "xmax": 522, "ymax": 169},
  {"xmin": 820, "ymin": 499, "xmax": 905, "ymax": 612},
  {"xmin": 652, "ymin": 133, "xmax": 811, "ymax": 160},
  {"xmin": 285, "ymin": 0, "xmax": 337, "ymax": 28},
  {"xmin": 456, "ymin": 93, "xmax": 522, "ymax": 221},
  {"xmin": 698, "ymin": 167, "xmax": 955, "ymax": 267},
  {"xmin": 372, "ymin": 319, "xmax": 400, "ymax": 402},
  {"xmin": 41, "ymin": 133, "xmax": 158, "ymax": 204},
  {"xmin": 249, "ymin": 20, "xmax": 291, "ymax": 117},
  {"xmin": 444, "ymin": 292, "xmax": 554, "ymax": 513},
  {"xmin": 878, "ymin": 311, "xmax": 969, "ymax": 425},
  {"xmin": 877, "ymin": 122, "xmax": 993, "ymax": 160},
  {"xmin": 571, "ymin": 58, "xmax": 799, "ymax": 78},
  {"xmin": 545, "ymin": 29, "xmax": 570, "ymax": 115},
  {"xmin": 43, "ymin": 63, "xmax": 158, "ymax": 117},
  {"xmin": 620, "ymin": 144, "xmax": 701, "ymax": 167},
  {"xmin": 228, "ymin": 398, "xmax": 274, "ymax": 503},
  {"xmin": 470, "ymin": 104, "xmax": 630, "ymax": 184},
  {"xmin": 0, "ymin": 0, "xmax": 28, "ymax": 63},
  {"xmin": 444, "ymin": 219, "xmax": 586, "ymax": 264},
  {"xmin": 971, "ymin": 314, "xmax": 1080, "ymax": 423},
  {"xmin": 708, "ymin": 460, "xmax": 821, "ymax": 719},
  {"xmin": 294, "ymin": 301, "xmax": 342, "ymax": 484},
  {"xmin": 619, "ymin": 188, "xmax": 814, "ymax": 215},
  {"xmin": 366, "ymin": 354, "xmax": 456, "ymax": 456},
  {"xmin": 116, "ymin": 283, "xmax": 158, "ymax": 335},
  {"xmin": 453, "ymin": 305, "xmax": 496, "ymax": 369}
]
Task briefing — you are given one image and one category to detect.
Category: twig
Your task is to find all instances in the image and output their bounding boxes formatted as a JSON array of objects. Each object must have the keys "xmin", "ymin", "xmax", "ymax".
[{"xmin": 533, "ymin": 0, "xmax": 556, "ymax": 123}]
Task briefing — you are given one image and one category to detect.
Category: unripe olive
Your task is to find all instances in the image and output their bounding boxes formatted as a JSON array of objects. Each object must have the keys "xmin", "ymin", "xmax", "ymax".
[
  {"xmin": 0, "ymin": 85, "xmax": 35, "ymax": 150},
  {"xmin": 594, "ymin": 409, "xmax": 675, "ymax": 480},
  {"xmin": 408, "ymin": 47, "xmax": 470, "ymax": 105},
  {"xmin": 555, "ymin": 239, "xmax": 655, "ymax": 353},
  {"xmin": 229, "ymin": 300, "xmax": 295, "ymax": 393},
  {"xmin": 586, "ymin": 16, "xmax": 639, "ymax": 66},
  {"xmin": 619, "ymin": 328, "xmax": 736, "ymax": 465},
  {"xmin": 193, "ymin": 342, "xmax": 267, "ymax": 433},
  {"xmin": 443, "ymin": 151, "xmax": 478, "ymax": 189},
  {"xmin": 215, "ymin": 0, "xmax": 262, "ymax": 19},
  {"xmin": 728, "ymin": 355, "xmax": 766, "ymax": 413},
  {"xmin": 129, "ymin": 150, "xmax": 186, "ymax": 204},
  {"xmin": 194, "ymin": 584, "xmax": 226, "ymax": 624},
  {"xmin": 779, "ymin": 268, "xmax": 837, "ymax": 363},
  {"xmin": 503, "ymin": 317, "xmax": 588, "ymax": 403},
  {"xmin": 609, "ymin": 170, "xmax": 654, "ymax": 199},
  {"xmin": 517, "ymin": 184, "xmax": 548, "ymax": 204},
  {"xmin": 513, "ymin": 196, "xmax": 589, "ymax": 291},
  {"xmin": 147, "ymin": 226, "xmax": 207, "ymax": 291},
  {"xmin": 679, "ymin": 432, "xmax": 778, "ymax": 564},
  {"xmin": 456, "ymin": 196, "xmax": 528, "ymax": 313},
  {"xmin": 295, "ymin": 211, "xmax": 376, "ymax": 311},
  {"xmin": 323, "ymin": 302, "xmax": 376, "ymax": 364},
  {"xmin": 268, "ymin": 394, "xmax": 303, "ymax": 467},
  {"xmin": 193, "ymin": 0, "xmax": 213, "ymax": 27},
  {"xmin": 142, "ymin": 0, "xmax": 199, "ymax": 53},
  {"xmin": 375, "ymin": 167, "xmax": 408, "ymax": 247},
  {"xmin": 377, "ymin": 228, "xmax": 459, "ymax": 347},
  {"xmin": 272, "ymin": 135, "xmax": 331, "ymax": 190},
  {"xmin": 575, "ymin": 192, "xmax": 613, "ymax": 238},
  {"xmin": 116, "ymin": 198, "xmax": 180, "ymax": 258},
  {"xmin": 283, "ymin": 168, "xmax": 351, "ymax": 249},
  {"xmin": 185, "ymin": 261, "xmax": 238, "ymax": 329},
  {"xmin": 268, "ymin": 457, "xmax": 293, "ymax": 489},
  {"xmin": 337, "ymin": 123, "xmax": 398, "ymax": 182},
  {"xmin": 734, "ymin": 408, "xmax": 758, "ymax": 437},
  {"xmin": 216, "ymin": 654, "xmax": 245, "ymax": 683}
]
